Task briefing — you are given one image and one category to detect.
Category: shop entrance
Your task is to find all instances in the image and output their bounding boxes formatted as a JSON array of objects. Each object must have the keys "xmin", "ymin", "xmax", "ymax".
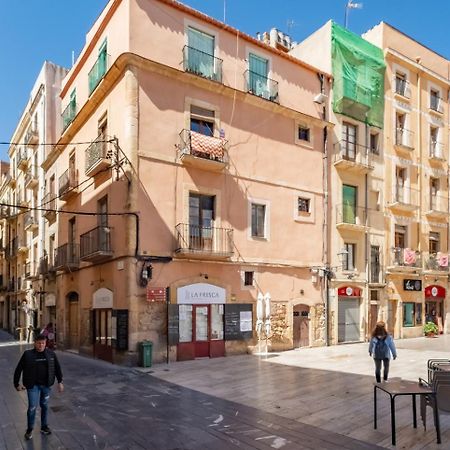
[
  {"xmin": 338, "ymin": 298, "xmax": 360, "ymax": 342},
  {"xmin": 293, "ymin": 304, "xmax": 310, "ymax": 348},
  {"xmin": 68, "ymin": 292, "xmax": 79, "ymax": 350},
  {"xmin": 93, "ymin": 308, "xmax": 113, "ymax": 362},
  {"xmin": 425, "ymin": 285, "xmax": 445, "ymax": 333}
]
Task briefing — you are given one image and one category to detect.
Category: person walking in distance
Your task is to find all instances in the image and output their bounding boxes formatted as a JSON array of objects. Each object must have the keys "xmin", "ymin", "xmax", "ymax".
[
  {"xmin": 13, "ymin": 334, "xmax": 64, "ymax": 440},
  {"xmin": 368, "ymin": 321, "xmax": 397, "ymax": 383}
]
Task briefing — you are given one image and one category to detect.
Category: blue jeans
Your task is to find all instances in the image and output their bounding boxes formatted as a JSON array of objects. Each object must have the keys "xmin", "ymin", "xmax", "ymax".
[
  {"xmin": 374, "ymin": 358, "xmax": 390, "ymax": 383},
  {"xmin": 26, "ymin": 385, "xmax": 51, "ymax": 430}
]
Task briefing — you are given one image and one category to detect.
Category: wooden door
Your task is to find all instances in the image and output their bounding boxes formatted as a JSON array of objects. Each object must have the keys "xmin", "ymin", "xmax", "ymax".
[
  {"xmin": 193, "ymin": 305, "xmax": 209, "ymax": 358},
  {"xmin": 68, "ymin": 298, "xmax": 79, "ymax": 349},
  {"xmin": 93, "ymin": 309, "xmax": 113, "ymax": 362},
  {"xmin": 293, "ymin": 305, "xmax": 310, "ymax": 348}
]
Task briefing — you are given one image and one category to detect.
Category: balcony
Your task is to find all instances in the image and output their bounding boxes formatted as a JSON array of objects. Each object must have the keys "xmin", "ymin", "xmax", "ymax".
[
  {"xmin": 393, "ymin": 77, "xmax": 411, "ymax": 99},
  {"xmin": 17, "ymin": 149, "xmax": 29, "ymax": 171},
  {"xmin": 0, "ymin": 205, "xmax": 10, "ymax": 219},
  {"xmin": 178, "ymin": 129, "xmax": 228, "ymax": 171},
  {"xmin": 24, "ymin": 262, "xmax": 38, "ymax": 280},
  {"xmin": 426, "ymin": 194, "xmax": 448, "ymax": 219},
  {"xmin": 17, "ymin": 238, "xmax": 29, "ymax": 255},
  {"xmin": 80, "ymin": 226, "xmax": 113, "ymax": 262},
  {"xmin": 387, "ymin": 247, "xmax": 421, "ymax": 272},
  {"xmin": 59, "ymin": 168, "xmax": 78, "ymax": 200},
  {"xmin": 54, "ymin": 243, "xmax": 80, "ymax": 272},
  {"xmin": 388, "ymin": 186, "xmax": 419, "ymax": 212},
  {"xmin": 24, "ymin": 126, "xmax": 39, "ymax": 146},
  {"xmin": 334, "ymin": 76, "xmax": 372, "ymax": 121},
  {"xmin": 336, "ymin": 204, "xmax": 367, "ymax": 232},
  {"xmin": 429, "ymin": 141, "xmax": 445, "ymax": 162},
  {"xmin": 24, "ymin": 212, "xmax": 39, "ymax": 231},
  {"xmin": 423, "ymin": 252, "xmax": 449, "ymax": 273},
  {"xmin": 25, "ymin": 169, "xmax": 38, "ymax": 189},
  {"xmin": 5, "ymin": 238, "xmax": 18, "ymax": 259},
  {"xmin": 39, "ymin": 255, "xmax": 56, "ymax": 278},
  {"xmin": 245, "ymin": 70, "xmax": 279, "ymax": 103},
  {"xmin": 175, "ymin": 223, "xmax": 234, "ymax": 259},
  {"xmin": 333, "ymin": 141, "xmax": 373, "ymax": 173},
  {"xmin": 183, "ymin": 46, "xmax": 222, "ymax": 83},
  {"xmin": 6, "ymin": 174, "xmax": 16, "ymax": 188},
  {"xmin": 18, "ymin": 195, "xmax": 29, "ymax": 209},
  {"xmin": 430, "ymin": 96, "xmax": 444, "ymax": 114},
  {"xmin": 42, "ymin": 192, "xmax": 56, "ymax": 221},
  {"xmin": 395, "ymin": 128, "xmax": 414, "ymax": 151},
  {"xmin": 88, "ymin": 52, "xmax": 109, "ymax": 95},
  {"xmin": 62, "ymin": 100, "xmax": 77, "ymax": 132},
  {"xmin": 85, "ymin": 136, "xmax": 113, "ymax": 177}
]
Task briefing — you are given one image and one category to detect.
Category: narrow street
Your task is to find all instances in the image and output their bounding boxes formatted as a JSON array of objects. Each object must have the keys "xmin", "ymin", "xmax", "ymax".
[{"xmin": 0, "ymin": 331, "xmax": 380, "ymax": 450}]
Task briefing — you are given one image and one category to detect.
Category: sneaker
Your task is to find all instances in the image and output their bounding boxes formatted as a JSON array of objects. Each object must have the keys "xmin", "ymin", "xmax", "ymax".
[
  {"xmin": 24, "ymin": 429, "xmax": 33, "ymax": 440},
  {"xmin": 41, "ymin": 426, "xmax": 52, "ymax": 435}
]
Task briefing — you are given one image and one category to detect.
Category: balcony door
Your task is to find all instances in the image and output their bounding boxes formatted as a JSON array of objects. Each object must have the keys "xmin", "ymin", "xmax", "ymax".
[
  {"xmin": 343, "ymin": 185, "xmax": 357, "ymax": 224},
  {"xmin": 430, "ymin": 177, "xmax": 439, "ymax": 210},
  {"xmin": 68, "ymin": 218, "xmax": 76, "ymax": 264},
  {"xmin": 342, "ymin": 122, "xmax": 357, "ymax": 160},
  {"xmin": 189, "ymin": 194, "xmax": 214, "ymax": 252},
  {"xmin": 395, "ymin": 167, "xmax": 406, "ymax": 202},
  {"xmin": 98, "ymin": 197, "xmax": 109, "ymax": 251},
  {"xmin": 249, "ymin": 53, "xmax": 269, "ymax": 97},
  {"xmin": 187, "ymin": 27, "xmax": 215, "ymax": 78}
]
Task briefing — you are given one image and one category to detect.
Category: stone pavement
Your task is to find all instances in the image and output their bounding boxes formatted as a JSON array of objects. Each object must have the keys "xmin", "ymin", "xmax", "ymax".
[
  {"xmin": 0, "ymin": 330, "xmax": 380, "ymax": 450},
  {"xmin": 149, "ymin": 336, "xmax": 450, "ymax": 449}
]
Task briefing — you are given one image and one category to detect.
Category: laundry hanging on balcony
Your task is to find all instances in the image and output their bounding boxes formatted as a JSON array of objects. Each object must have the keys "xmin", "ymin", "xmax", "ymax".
[
  {"xmin": 403, "ymin": 248, "xmax": 416, "ymax": 265},
  {"xmin": 190, "ymin": 132, "xmax": 224, "ymax": 159}
]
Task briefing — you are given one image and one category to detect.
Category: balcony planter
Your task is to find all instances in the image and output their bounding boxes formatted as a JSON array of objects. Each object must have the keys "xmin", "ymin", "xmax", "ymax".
[{"xmin": 423, "ymin": 321, "xmax": 439, "ymax": 337}]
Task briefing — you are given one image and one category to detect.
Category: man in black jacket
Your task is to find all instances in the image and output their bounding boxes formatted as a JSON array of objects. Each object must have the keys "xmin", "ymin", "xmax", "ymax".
[{"xmin": 14, "ymin": 334, "xmax": 64, "ymax": 440}]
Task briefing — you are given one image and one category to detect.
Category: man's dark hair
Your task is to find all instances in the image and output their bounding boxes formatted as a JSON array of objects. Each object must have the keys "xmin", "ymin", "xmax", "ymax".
[{"xmin": 35, "ymin": 334, "xmax": 47, "ymax": 342}]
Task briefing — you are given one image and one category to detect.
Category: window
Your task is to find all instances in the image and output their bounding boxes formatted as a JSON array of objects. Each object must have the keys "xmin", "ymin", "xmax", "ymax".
[
  {"xmin": 190, "ymin": 105, "xmax": 214, "ymax": 136},
  {"xmin": 298, "ymin": 126, "xmax": 310, "ymax": 142},
  {"xmin": 186, "ymin": 27, "xmax": 215, "ymax": 79},
  {"xmin": 370, "ymin": 132, "xmax": 379, "ymax": 155},
  {"xmin": 343, "ymin": 243, "xmax": 356, "ymax": 271},
  {"xmin": 49, "ymin": 235, "xmax": 55, "ymax": 266},
  {"xmin": 370, "ymin": 245, "xmax": 380, "ymax": 283},
  {"xmin": 395, "ymin": 72, "xmax": 408, "ymax": 96},
  {"xmin": 395, "ymin": 112, "xmax": 410, "ymax": 147},
  {"xmin": 429, "ymin": 232, "xmax": 440, "ymax": 254},
  {"xmin": 403, "ymin": 303, "xmax": 415, "ymax": 327},
  {"xmin": 248, "ymin": 53, "xmax": 269, "ymax": 99},
  {"xmin": 88, "ymin": 39, "xmax": 108, "ymax": 94},
  {"xmin": 394, "ymin": 225, "xmax": 407, "ymax": 249},
  {"xmin": 370, "ymin": 290, "xmax": 379, "ymax": 301},
  {"xmin": 189, "ymin": 194, "xmax": 215, "ymax": 249},
  {"xmin": 298, "ymin": 197, "xmax": 310, "ymax": 214},
  {"xmin": 395, "ymin": 167, "xmax": 406, "ymax": 202},
  {"xmin": 430, "ymin": 126, "xmax": 440, "ymax": 157},
  {"xmin": 415, "ymin": 303, "xmax": 423, "ymax": 326},
  {"xmin": 430, "ymin": 177, "xmax": 439, "ymax": 210},
  {"xmin": 430, "ymin": 89, "xmax": 441, "ymax": 112},
  {"xmin": 342, "ymin": 122, "xmax": 357, "ymax": 160},
  {"xmin": 251, "ymin": 203, "xmax": 266, "ymax": 238},
  {"xmin": 244, "ymin": 271, "xmax": 254, "ymax": 286}
]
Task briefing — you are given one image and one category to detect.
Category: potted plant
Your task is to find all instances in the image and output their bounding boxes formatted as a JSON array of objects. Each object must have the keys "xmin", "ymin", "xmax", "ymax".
[{"xmin": 423, "ymin": 321, "xmax": 439, "ymax": 337}]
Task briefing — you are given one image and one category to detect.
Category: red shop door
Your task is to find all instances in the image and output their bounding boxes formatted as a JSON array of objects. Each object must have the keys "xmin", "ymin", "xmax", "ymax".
[{"xmin": 193, "ymin": 305, "xmax": 210, "ymax": 358}]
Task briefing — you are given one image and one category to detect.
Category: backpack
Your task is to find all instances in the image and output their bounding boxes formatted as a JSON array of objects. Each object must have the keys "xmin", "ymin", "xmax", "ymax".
[{"xmin": 374, "ymin": 337, "xmax": 387, "ymax": 359}]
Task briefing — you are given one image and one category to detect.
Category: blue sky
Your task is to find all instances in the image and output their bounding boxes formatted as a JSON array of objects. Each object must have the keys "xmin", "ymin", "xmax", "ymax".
[{"xmin": 1, "ymin": 0, "xmax": 450, "ymax": 160}]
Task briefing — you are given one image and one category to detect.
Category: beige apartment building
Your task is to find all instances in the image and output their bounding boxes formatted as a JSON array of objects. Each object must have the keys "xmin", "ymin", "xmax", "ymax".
[
  {"xmin": 39, "ymin": 0, "xmax": 331, "ymax": 364},
  {"xmin": 364, "ymin": 23, "xmax": 450, "ymax": 339}
]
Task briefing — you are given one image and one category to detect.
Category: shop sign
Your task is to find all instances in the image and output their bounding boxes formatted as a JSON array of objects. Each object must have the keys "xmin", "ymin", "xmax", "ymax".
[
  {"xmin": 425, "ymin": 285, "xmax": 446, "ymax": 298},
  {"xmin": 403, "ymin": 279, "xmax": 422, "ymax": 292},
  {"xmin": 147, "ymin": 287, "xmax": 166, "ymax": 302},
  {"xmin": 44, "ymin": 293, "xmax": 56, "ymax": 307},
  {"xmin": 177, "ymin": 283, "xmax": 226, "ymax": 304},
  {"xmin": 337, "ymin": 286, "xmax": 361, "ymax": 297},
  {"xmin": 93, "ymin": 288, "xmax": 113, "ymax": 309}
]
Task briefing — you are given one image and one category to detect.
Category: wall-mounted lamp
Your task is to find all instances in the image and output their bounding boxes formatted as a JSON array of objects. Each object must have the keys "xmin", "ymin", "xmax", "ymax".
[
  {"xmin": 139, "ymin": 262, "xmax": 153, "ymax": 287},
  {"xmin": 313, "ymin": 92, "xmax": 328, "ymax": 104}
]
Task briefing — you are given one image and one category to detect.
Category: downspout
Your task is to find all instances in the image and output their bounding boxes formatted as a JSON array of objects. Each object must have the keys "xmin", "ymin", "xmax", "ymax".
[{"xmin": 416, "ymin": 65, "xmax": 422, "ymax": 270}]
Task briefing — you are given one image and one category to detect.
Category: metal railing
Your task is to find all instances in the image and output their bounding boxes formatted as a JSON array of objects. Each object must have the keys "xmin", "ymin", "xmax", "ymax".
[
  {"xmin": 41, "ymin": 192, "xmax": 56, "ymax": 216},
  {"xmin": 62, "ymin": 100, "xmax": 77, "ymax": 131},
  {"xmin": 17, "ymin": 148, "xmax": 28, "ymax": 167},
  {"xmin": 390, "ymin": 247, "xmax": 421, "ymax": 268},
  {"xmin": 25, "ymin": 169, "xmax": 38, "ymax": 187},
  {"xmin": 428, "ymin": 194, "xmax": 448, "ymax": 213},
  {"xmin": 24, "ymin": 262, "xmax": 31, "ymax": 278},
  {"xmin": 333, "ymin": 140, "xmax": 372, "ymax": 167},
  {"xmin": 244, "ymin": 70, "xmax": 279, "ymax": 102},
  {"xmin": 336, "ymin": 204, "xmax": 367, "ymax": 226},
  {"xmin": 80, "ymin": 226, "xmax": 112, "ymax": 258},
  {"xmin": 88, "ymin": 52, "xmax": 109, "ymax": 95},
  {"xmin": 175, "ymin": 223, "xmax": 233, "ymax": 256},
  {"xmin": 179, "ymin": 129, "xmax": 228, "ymax": 163},
  {"xmin": 54, "ymin": 243, "xmax": 80, "ymax": 269},
  {"xmin": 430, "ymin": 95, "xmax": 444, "ymax": 113},
  {"xmin": 24, "ymin": 126, "xmax": 38, "ymax": 145},
  {"xmin": 24, "ymin": 212, "xmax": 38, "ymax": 229},
  {"xmin": 392, "ymin": 185, "xmax": 419, "ymax": 207},
  {"xmin": 58, "ymin": 167, "xmax": 78, "ymax": 197},
  {"xmin": 429, "ymin": 141, "xmax": 445, "ymax": 159},
  {"xmin": 394, "ymin": 77, "xmax": 411, "ymax": 98},
  {"xmin": 395, "ymin": 128, "xmax": 414, "ymax": 148},
  {"xmin": 423, "ymin": 252, "xmax": 449, "ymax": 272},
  {"xmin": 182, "ymin": 46, "xmax": 222, "ymax": 83},
  {"xmin": 85, "ymin": 135, "xmax": 113, "ymax": 175}
]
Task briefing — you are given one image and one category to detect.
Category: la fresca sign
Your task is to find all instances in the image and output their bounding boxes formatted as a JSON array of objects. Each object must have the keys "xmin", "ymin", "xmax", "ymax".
[{"xmin": 177, "ymin": 283, "xmax": 226, "ymax": 304}]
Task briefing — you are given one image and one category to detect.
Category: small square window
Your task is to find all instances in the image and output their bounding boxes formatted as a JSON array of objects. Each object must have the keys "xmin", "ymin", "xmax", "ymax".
[
  {"xmin": 298, "ymin": 197, "xmax": 310, "ymax": 213},
  {"xmin": 298, "ymin": 126, "xmax": 310, "ymax": 142},
  {"xmin": 244, "ymin": 271, "xmax": 254, "ymax": 286}
]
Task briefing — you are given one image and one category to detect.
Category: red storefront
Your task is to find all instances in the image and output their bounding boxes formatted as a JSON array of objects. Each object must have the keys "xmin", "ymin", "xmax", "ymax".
[{"xmin": 424, "ymin": 285, "xmax": 445, "ymax": 333}]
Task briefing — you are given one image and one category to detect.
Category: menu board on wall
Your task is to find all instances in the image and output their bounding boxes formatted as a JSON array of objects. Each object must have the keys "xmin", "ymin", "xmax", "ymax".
[
  {"xmin": 115, "ymin": 310, "xmax": 129, "ymax": 351},
  {"xmin": 224, "ymin": 304, "xmax": 253, "ymax": 340},
  {"xmin": 168, "ymin": 304, "xmax": 179, "ymax": 345}
]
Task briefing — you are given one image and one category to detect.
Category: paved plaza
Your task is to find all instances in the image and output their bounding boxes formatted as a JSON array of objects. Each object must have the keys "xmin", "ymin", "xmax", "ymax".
[{"xmin": 1, "ymin": 330, "xmax": 449, "ymax": 449}]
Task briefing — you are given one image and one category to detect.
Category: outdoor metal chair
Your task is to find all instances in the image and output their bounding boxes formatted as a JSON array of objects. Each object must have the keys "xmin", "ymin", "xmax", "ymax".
[
  {"xmin": 420, "ymin": 370, "xmax": 450, "ymax": 430},
  {"xmin": 427, "ymin": 359, "xmax": 450, "ymax": 383}
]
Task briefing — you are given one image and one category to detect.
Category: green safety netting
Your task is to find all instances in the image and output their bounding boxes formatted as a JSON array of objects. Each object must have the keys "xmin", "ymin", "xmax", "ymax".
[{"xmin": 331, "ymin": 21, "xmax": 385, "ymax": 128}]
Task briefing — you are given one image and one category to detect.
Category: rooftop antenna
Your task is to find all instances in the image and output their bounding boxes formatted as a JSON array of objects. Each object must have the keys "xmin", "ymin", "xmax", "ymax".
[
  {"xmin": 71, "ymin": 50, "xmax": 75, "ymax": 67},
  {"xmin": 286, "ymin": 19, "xmax": 297, "ymax": 35},
  {"xmin": 345, "ymin": 1, "xmax": 363, "ymax": 29}
]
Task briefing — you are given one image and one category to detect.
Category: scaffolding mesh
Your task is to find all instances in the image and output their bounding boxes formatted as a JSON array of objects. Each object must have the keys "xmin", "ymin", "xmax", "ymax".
[{"xmin": 332, "ymin": 22, "xmax": 385, "ymax": 128}]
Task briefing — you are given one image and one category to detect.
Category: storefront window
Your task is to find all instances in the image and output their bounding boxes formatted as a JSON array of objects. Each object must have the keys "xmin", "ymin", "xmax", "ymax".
[
  {"xmin": 403, "ymin": 302, "xmax": 415, "ymax": 327},
  {"xmin": 415, "ymin": 303, "xmax": 422, "ymax": 325},
  {"xmin": 210, "ymin": 304, "xmax": 224, "ymax": 340},
  {"xmin": 179, "ymin": 305, "xmax": 193, "ymax": 342}
]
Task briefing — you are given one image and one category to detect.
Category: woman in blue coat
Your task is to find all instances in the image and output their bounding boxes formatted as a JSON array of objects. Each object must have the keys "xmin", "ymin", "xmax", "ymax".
[{"xmin": 368, "ymin": 321, "xmax": 397, "ymax": 383}]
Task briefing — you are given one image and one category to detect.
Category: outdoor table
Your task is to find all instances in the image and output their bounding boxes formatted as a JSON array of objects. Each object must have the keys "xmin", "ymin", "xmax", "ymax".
[{"xmin": 373, "ymin": 380, "xmax": 441, "ymax": 446}]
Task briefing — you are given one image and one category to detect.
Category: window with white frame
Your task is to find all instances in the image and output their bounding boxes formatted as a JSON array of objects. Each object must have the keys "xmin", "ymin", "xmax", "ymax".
[
  {"xmin": 343, "ymin": 243, "xmax": 356, "ymax": 271},
  {"xmin": 244, "ymin": 271, "xmax": 254, "ymax": 286},
  {"xmin": 370, "ymin": 132, "xmax": 379, "ymax": 155},
  {"xmin": 298, "ymin": 197, "xmax": 310, "ymax": 214},
  {"xmin": 251, "ymin": 203, "xmax": 266, "ymax": 238},
  {"xmin": 298, "ymin": 125, "xmax": 310, "ymax": 142},
  {"xmin": 430, "ymin": 88, "xmax": 442, "ymax": 112}
]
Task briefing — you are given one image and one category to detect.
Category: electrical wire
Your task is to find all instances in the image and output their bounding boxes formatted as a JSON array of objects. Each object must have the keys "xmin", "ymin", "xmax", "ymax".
[{"xmin": 0, "ymin": 139, "xmax": 115, "ymax": 147}]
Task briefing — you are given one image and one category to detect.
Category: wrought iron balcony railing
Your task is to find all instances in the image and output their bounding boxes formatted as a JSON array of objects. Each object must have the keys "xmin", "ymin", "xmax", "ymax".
[
  {"xmin": 175, "ymin": 223, "xmax": 233, "ymax": 257},
  {"xmin": 42, "ymin": 192, "xmax": 56, "ymax": 219},
  {"xmin": 428, "ymin": 194, "xmax": 448, "ymax": 214},
  {"xmin": 58, "ymin": 167, "xmax": 78, "ymax": 199},
  {"xmin": 80, "ymin": 226, "xmax": 113, "ymax": 262},
  {"xmin": 88, "ymin": 52, "xmax": 109, "ymax": 95},
  {"xmin": 390, "ymin": 247, "xmax": 421, "ymax": 268},
  {"xmin": 430, "ymin": 96, "xmax": 444, "ymax": 113},
  {"xmin": 394, "ymin": 77, "xmax": 411, "ymax": 98},
  {"xmin": 395, "ymin": 128, "xmax": 414, "ymax": 149},
  {"xmin": 179, "ymin": 129, "xmax": 228, "ymax": 164},
  {"xmin": 391, "ymin": 185, "xmax": 419, "ymax": 209},
  {"xmin": 54, "ymin": 243, "xmax": 80, "ymax": 271},
  {"xmin": 244, "ymin": 70, "xmax": 279, "ymax": 102},
  {"xmin": 333, "ymin": 140, "xmax": 372, "ymax": 169},
  {"xmin": 429, "ymin": 141, "xmax": 445, "ymax": 160},
  {"xmin": 85, "ymin": 136, "xmax": 113, "ymax": 176},
  {"xmin": 62, "ymin": 100, "xmax": 77, "ymax": 131},
  {"xmin": 183, "ymin": 46, "xmax": 222, "ymax": 83},
  {"xmin": 424, "ymin": 252, "xmax": 449, "ymax": 272}
]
